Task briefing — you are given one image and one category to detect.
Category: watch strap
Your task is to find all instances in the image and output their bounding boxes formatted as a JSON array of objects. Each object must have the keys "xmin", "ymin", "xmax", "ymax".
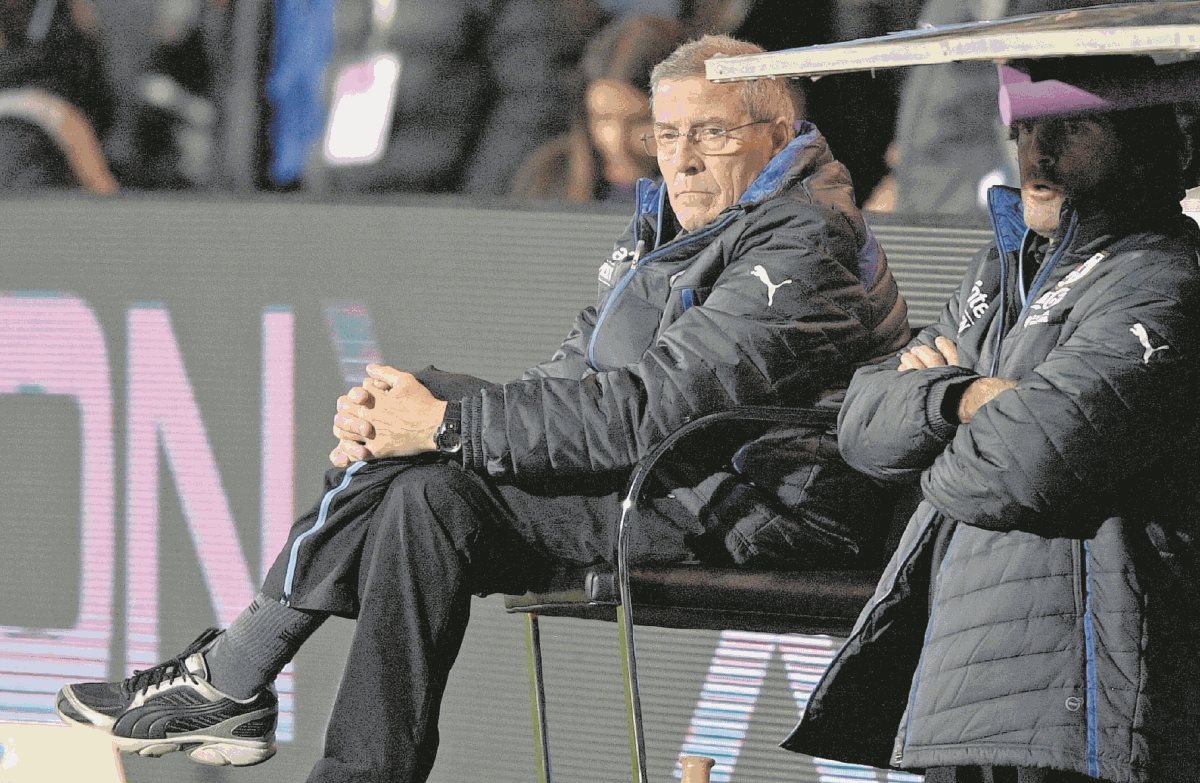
[{"xmin": 435, "ymin": 401, "xmax": 463, "ymax": 454}]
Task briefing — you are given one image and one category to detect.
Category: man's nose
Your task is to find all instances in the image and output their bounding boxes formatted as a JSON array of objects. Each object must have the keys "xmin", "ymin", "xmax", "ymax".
[
  {"xmin": 670, "ymin": 135, "xmax": 705, "ymax": 174},
  {"xmin": 1029, "ymin": 126, "xmax": 1060, "ymax": 165}
]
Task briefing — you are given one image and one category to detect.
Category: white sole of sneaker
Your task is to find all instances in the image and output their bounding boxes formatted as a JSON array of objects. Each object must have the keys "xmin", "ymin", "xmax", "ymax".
[
  {"xmin": 57, "ymin": 711, "xmax": 276, "ymax": 767},
  {"xmin": 116, "ymin": 734, "xmax": 276, "ymax": 766}
]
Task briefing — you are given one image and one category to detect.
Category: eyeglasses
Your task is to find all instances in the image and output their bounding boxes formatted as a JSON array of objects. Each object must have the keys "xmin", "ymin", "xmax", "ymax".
[{"xmin": 640, "ymin": 120, "xmax": 773, "ymax": 157}]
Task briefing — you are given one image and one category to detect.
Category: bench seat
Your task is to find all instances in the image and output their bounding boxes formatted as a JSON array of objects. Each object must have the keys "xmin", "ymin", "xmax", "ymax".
[{"xmin": 504, "ymin": 564, "xmax": 878, "ymax": 636}]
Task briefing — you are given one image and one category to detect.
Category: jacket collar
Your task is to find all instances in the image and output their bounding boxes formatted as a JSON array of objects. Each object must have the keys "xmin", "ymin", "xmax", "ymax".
[
  {"xmin": 737, "ymin": 121, "xmax": 821, "ymax": 205},
  {"xmin": 986, "ymin": 185, "xmax": 1027, "ymax": 257},
  {"xmin": 987, "ymin": 183, "xmax": 1190, "ymax": 258}
]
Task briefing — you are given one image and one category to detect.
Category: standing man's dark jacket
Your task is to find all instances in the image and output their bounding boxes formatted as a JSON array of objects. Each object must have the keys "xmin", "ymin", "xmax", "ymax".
[
  {"xmin": 458, "ymin": 121, "xmax": 910, "ymax": 564},
  {"xmin": 785, "ymin": 186, "xmax": 1200, "ymax": 782}
]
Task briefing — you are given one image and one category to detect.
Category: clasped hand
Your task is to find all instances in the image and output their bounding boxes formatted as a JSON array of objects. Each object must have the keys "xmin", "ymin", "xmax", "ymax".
[
  {"xmin": 897, "ymin": 336, "xmax": 1015, "ymax": 424},
  {"xmin": 329, "ymin": 364, "xmax": 448, "ymax": 467}
]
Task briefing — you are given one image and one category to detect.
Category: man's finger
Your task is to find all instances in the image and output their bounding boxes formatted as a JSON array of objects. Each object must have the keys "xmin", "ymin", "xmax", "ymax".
[
  {"xmin": 337, "ymin": 392, "xmax": 372, "ymax": 413},
  {"xmin": 899, "ymin": 350, "xmax": 933, "ymax": 369},
  {"xmin": 910, "ymin": 344, "xmax": 946, "ymax": 367},
  {"xmin": 366, "ymin": 363, "xmax": 405, "ymax": 388},
  {"xmin": 339, "ymin": 438, "xmax": 368, "ymax": 462},
  {"xmin": 329, "ymin": 447, "xmax": 349, "ymax": 468},
  {"xmin": 333, "ymin": 413, "xmax": 372, "ymax": 440},
  {"xmin": 935, "ymin": 336, "xmax": 959, "ymax": 366}
]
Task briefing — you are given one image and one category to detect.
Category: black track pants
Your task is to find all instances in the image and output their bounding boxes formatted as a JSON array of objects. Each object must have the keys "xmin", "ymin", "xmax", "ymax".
[{"xmin": 260, "ymin": 458, "xmax": 702, "ymax": 783}]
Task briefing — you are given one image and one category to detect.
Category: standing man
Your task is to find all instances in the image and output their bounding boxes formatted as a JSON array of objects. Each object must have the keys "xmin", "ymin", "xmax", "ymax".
[
  {"xmin": 56, "ymin": 35, "xmax": 909, "ymax": 783},
  {"xmin": 785, "ymin": 56, "xmax": 1200, "ymax": 783}
]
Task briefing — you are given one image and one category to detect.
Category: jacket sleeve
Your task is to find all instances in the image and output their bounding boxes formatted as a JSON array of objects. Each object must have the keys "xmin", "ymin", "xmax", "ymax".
[
  {"xmin": 837, "ymin": 261, "xmax": 982, "ymax": 482},
  {"xmin": 521, "ymin": 305, "xmax": 598, "ymax": 381},
  {"xmin": 922, "ymin": 260, "xmax": 1200, "ymax": 535},
  {"xmin": 462, "ymin": 205, "xmax": 893, "ymax": 481}
]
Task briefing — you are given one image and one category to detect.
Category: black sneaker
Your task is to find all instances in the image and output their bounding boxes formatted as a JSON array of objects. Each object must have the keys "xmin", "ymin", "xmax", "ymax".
[{"xmin": 56, "ymin": 628, "xmax": 277, "ymax": 767}]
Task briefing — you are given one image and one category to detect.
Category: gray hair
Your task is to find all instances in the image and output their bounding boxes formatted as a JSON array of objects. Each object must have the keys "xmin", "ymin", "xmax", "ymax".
[{"xmin": 649, "ymin": 34, "xmax": 801, "ymax": 126}]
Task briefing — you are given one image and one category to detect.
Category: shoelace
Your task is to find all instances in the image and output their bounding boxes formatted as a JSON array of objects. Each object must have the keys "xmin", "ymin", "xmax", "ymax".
[{"xmin": 122, "ymin": 627, "xmax": 222, "ymax": 697}]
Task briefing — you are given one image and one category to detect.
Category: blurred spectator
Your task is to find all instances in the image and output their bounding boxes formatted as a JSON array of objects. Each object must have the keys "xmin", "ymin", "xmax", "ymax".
[
  {"xmin": 599, "ymin": 0, "xmax": 679, "ymax": 17},
  {"xmin": 730, "ymin": 0, "xmax": 919, "ymax": 203},
  {"xmin": 830, "ymin": 0, "xmax": 923, "ymax": 41},
  {"xmin": 874, "ymin": 0, "xmax": 1131, "ymax": 218},
  {"xmin": 266, "ymin": 0, "xmax": 334, "ymax": 188},
  {"xmin": 0, "ymin": 0, "xmax": 117, "ymax": 190},
  {"xmin": 510, "ymin": 15, "xmax": 686, "ymax": 203},
  {"xmin": 89, "ymin": 0, "xmax": 229, "ymax": 188},
  {"xmin": 307, "ymin": 0, "xmax": 602, "ymax": 196}
]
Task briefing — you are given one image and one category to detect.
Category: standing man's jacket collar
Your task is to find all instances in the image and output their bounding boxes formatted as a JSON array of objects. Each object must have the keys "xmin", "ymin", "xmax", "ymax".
[
  {"xmin": 986, "ymin": 185, "xmax": 1027, "ymax": 258},
  {"xmin": 986, "ymin": 182, "xmax": 1191, "ymax": 259}
]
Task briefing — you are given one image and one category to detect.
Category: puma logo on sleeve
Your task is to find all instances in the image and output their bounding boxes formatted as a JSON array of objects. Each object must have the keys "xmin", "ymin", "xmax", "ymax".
[
  {"xmin": 750, "ymin": 265, "xmax": 793, "ymax": 307},
  {"xmin": 1131, "ymin": 322, "xmax": 1170, "ymax": 364}
]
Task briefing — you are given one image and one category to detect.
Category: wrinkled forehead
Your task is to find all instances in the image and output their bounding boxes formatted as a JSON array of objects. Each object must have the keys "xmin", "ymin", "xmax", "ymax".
[{"xmin": 652, "ymin": 77, "xmax": 747, "ymax": 124}]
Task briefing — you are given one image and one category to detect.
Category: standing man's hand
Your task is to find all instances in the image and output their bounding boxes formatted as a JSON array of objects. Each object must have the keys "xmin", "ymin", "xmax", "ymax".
[
  {"xmin": 894, "ymin": 335, "xmax": 1016, "ymax": 424},
  {"xmin": 956, "ymin": 377, "xmax": 1017, "ymax": 424},
  {"xmin": 898, "ymin": 335, "xmax": 959, "ymax": 371}
]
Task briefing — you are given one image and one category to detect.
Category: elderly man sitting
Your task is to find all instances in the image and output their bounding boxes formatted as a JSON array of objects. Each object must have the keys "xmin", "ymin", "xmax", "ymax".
[{"xmin": 56, "ymin": 35, "xmax": 909, "ymax": 783}]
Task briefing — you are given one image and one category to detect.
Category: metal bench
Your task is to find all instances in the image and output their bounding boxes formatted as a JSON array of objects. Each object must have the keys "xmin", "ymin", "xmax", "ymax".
[
  {"xmin": 504, "ymin": 405, "xmax": 914, "ymax": 783},
  {"xmin": 503, "ymin": 218, "xmax": 984, "ymax": 783}
]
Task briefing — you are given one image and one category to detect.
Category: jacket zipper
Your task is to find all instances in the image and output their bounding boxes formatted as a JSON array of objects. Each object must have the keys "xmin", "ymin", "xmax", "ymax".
[
  {"xmin": 586, "ymin": 211, "xmax": 739, "ymax": 370},
  {"xmin": 989, "ymin": 212, "xmax": 1078, "ymax": 376},
  {"xmin": 896, "ymin": 528, "xmax": 960, "ymax": 766},
  {"xmin": 1079, "ymin": 539, "xmax": 1100, "ymax": 777}
]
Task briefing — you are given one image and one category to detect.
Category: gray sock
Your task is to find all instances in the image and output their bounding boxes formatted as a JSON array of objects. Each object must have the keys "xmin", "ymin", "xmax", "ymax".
[{"xmin": 204, "ymin": 593, "xmax": 327, "ymax": 699}]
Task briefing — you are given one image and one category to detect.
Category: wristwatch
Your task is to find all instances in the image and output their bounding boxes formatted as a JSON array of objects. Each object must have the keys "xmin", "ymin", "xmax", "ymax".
[{"xmin": 433, "ymin": 401, "xmax": 462, "ymax": 455}]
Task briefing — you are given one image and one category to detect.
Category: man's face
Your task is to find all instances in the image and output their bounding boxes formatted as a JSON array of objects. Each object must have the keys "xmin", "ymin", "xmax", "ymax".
[
  {"xmin": 652, "ymin": 77, "xmax": 787, "ymax": 232},
  {"xmin": 1016, "ymin": 114, "xmax": 1123, "ymax": 237},
  {"xmin": 585, "ymin": 79, "xmax": 656, "ymax": 185}
]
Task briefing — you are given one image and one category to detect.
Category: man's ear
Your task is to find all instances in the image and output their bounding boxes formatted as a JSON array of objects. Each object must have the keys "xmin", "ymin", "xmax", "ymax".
[{"xmin": 770, "ymin": 120, "xmax": 792, "ymax": 155}]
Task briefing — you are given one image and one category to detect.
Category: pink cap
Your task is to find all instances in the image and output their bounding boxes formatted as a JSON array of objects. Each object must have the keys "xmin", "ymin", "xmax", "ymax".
[{"xmin": 997, "ymin": 59, "xmax": 1200, "ymax": 125}]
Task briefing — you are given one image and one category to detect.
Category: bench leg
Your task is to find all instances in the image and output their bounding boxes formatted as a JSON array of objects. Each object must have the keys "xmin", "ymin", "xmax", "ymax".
[
  {"xmin": 616, "ymin": 495, "xmax": 649, "ymax": 783},
  {"xmin": 524, "ymin": 612, "xmax": 552, "ymax": 783},
  {"xmin": 617, "ymin": 604, "xmax": 648, "ymax": 783}
]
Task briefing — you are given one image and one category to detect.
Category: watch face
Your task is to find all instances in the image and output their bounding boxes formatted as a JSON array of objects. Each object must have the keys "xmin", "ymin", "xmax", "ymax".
[{"xmin": 436, "ymin": 423, "xmax": 461, "ymax": 454}]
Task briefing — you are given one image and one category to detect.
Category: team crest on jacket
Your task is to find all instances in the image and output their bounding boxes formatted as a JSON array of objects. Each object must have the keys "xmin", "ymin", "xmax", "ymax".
[
  {"xmin": 958, "ymin": 280, "xmax": 989, "ymax": 334},
  {"xmin": 1024, "ymin": 286, "xmax": 1072, "ymax": 326},
  {"xmin": 1057, "ymin": 252, "xmax": 1107, "ymax": 289},
  {"xmin": 599, "ymin": 246, "xmax": 631, "ymax": 286}
]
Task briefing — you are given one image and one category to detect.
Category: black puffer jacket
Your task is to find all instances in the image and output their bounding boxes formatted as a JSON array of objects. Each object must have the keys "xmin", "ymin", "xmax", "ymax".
[
  {"xmin": 785, "ymin": 187, "xmax": 1200, "ymax": 781},
  {"xmin": 461, "ymin": 123, "xmax": 910, "ymax": 564}
]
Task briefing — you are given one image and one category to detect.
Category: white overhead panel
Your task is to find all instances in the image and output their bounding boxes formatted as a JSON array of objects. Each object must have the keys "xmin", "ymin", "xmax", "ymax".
[{"xmin": 705, "ymin": 1, "xmax": 1200, "ymax": 82}]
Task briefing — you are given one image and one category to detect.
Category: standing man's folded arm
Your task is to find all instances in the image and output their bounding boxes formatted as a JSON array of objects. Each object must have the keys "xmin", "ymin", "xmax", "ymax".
[
  {"xmin": 923, "ymin": 267, "xmax": 1200, "ymax": 535},
  {"xmin": 838, "ymin": 270, "xmax": 981, "ymax": 483}
]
